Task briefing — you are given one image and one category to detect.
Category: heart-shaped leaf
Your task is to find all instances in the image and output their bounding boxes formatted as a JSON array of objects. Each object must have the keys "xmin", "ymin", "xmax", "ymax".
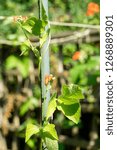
[
  {"xmin": 43, "ymin": 123, "xmax": 58, "ymax": 140},
  {"xmin": 25, "ymin": 124, "xmax": 40, "ymax": 142},
  {"xmin": 46, "ymin": 93, "xmax": 57, "ymax": 120},
  {"xmin": 44, "ymin": 137, "xmax": 58, "ymax": 150},
  {"xmin": 58, "ymin": 84, "xmax": 84, "ymax": 105},
  {"xmin": 57, "ymin": 102, "xmax": 81, "ymax": 124}
]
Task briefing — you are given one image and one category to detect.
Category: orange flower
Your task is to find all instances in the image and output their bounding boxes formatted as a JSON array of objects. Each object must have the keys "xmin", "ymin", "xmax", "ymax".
[
  {"xmin": 13, "ymin": 16, "xmax": 28, "ymax": 22},
  {"xmin": 44, "ymin": 74, "xmax": 55, "ymax": 86},
  {"xmin": 72, "ymin": 51, "xmax": 80, "ymax": 61},
  {"xmin": 86, "ymin": 2, "xmax": 100, "ymax": 16}
]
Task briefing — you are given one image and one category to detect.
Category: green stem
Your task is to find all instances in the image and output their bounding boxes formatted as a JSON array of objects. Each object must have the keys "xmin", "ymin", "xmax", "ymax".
[
  {"xmin": 38, "ymin": 57, "xmax": 42, "ymax": 80},
  {"xmin": 38, "ymin": 1, "xmax": 43, "ymax": 150},
  {"xmin": 38, "ymin": 0, "xmax": 42, "ymax": 20},
  {"xmin": 40, "ymin": 138, "xmax": 42, "ymax": 150}
]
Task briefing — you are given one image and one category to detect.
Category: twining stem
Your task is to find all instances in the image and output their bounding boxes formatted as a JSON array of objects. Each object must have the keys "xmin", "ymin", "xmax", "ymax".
[
  {"xmin": 38, "ymin": 1, "xmax": 43, "ymax": 149},
  {"xmin": 38, "ymin": 0, "xmax": 42, "ymax": 20},
  {"xmin": 40, "ymin": 138, "xmax": 42, "ymax": 150},
  {"xmin": 38, "ymin": 0, "xmax": 43, "ymax": 127}
]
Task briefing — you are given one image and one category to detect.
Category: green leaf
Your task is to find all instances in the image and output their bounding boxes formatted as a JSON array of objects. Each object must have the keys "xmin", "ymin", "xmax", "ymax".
[
  {"xmin": 58, "ymin": 95, "xmax": 78, "ymax": 105},
  {"xmin": 32, "ymin": 20, "xmax": 44, "ymax": 36},
  {"xmin": 46, "ymin": 93, "xmax": 57, "ymax": 120},
  {"xmin": 25, "ymin": 17, "xmax": 37, "ymax": 26},
  {"xmin": 58, "ymin": 84, "xmax": 84, "ymax": 105},
  {"xmin": 32, "ymin": 47, "xmax": 40, "ymax": 58},
  {"xmin": 43, "ymin": 123, "xmax": 58, "ymax": 140},
  {"xmin": 42, "ymin": 2, "xmax": 48, "ymax": 21},
  {"xmin": 40, "ymin": 32, "xmax": 48, "ymax": 48},
  {"xmin": 62, "ymin": 84, "xmax": 84, "ymax": 99},
  {"xmin": 45, "ymin": 138, "xmax": 58, "ymax": 150},
  {"xmin": 21, "ymin": 17, "xmax": 37, "ymax": 33},
  {"xmin": 22, "ymin": 40, "xmax": 31, "ymax": 48},
  {"xmin": 57, "ymin": 103, "xmax": 81, "ymax": 124},
  {"xmin": 25, "ymin": 124, "xmax": 40, "ymax": 142},
  {"xmin": 46, "ymin": 94, "xmax": 57, "ymax": 120},
  {"xmin": 20, "ymin": 41, "xmax": 30, "ymax": 56},
  {"xmin": 21, "ymin": 17, "xmax": 47, "ymax": 36},
  {"xmin": 27, "ymin": 139, "xmax": 35, "ymax": 149},
  {"xmin": 21, "ymin": 40, "xmax": 40, "ymax": 58}
]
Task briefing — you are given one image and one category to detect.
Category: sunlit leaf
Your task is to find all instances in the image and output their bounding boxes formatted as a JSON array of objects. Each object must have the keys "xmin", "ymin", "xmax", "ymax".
[
  {"xmin": 32, "ymin": 47, "xmax": 40, "ymax": 58},
  {"xmin": 57, "ymin": 102, "xmax": 81, "ymax": 124},
  {"xmin": 46, "ymin": 93, "xmax": 57, "ymax": 120},
  {"xmin": 40, "ymin": 32, "xmax": 48, "ymax": 48},
  {"xmin": 21, "ymin": 17, "xmax": 47, "ymax": 36},
  {"xmin": 21, "ymin": 17, "xmax": 37, "ymax": 33},
  {"xmin": 43, "ymin": 123, "xmax": 58, "ymax": 140},
  {"xmin": 42, "ymin": 2, "xmax": 48, "ymax": 21},
  {"xmin": 44, "ymin": 137, "xmax": 58, "ymax": 150},
  {"xmin": 25, "ymin": 124, "xmax": 40, "ymax": 142},
  {"xmin": 58, "ymin": 84, "xmax": 84, "ymax": 105}
]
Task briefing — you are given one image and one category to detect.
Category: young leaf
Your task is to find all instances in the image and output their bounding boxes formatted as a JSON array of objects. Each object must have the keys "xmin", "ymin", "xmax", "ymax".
[
  {"xmin": 43, "ymin": 123, "xmax": 58, "ymax": 140},
  {"xmin": 20, "ymin": 41, "xmax": 30, "ymax": 56},
  {"xmin": 42, "ymin": 2, "xmax": 48, "ymax": 21},
  {"xmin": 58, "ymin": 84, "xmax": 84, "ymax": 105},
  {"xmin": 21, "ymin": 17, "xmax": 47, "ymax": 36},
  {"xmin": 62, "ymin": 84, "xmax": 84, "ymax": 99},
  {"xmin": 46, "ymin": 93, "xmax": 57, "ymax": 120},
  {"xmin": 32, "ymin": 20, "xmax": 44, "ymax": 36},
  {"xmin": 57, "ymin": 103, "xmax": 81, "ymax": 124},
  {"xmin": 32, "ymin": 47, "xmax": 40, "ymax": 58},
  {"xmin": 44, "ymin": 137, "xmax": 58, "ymax": 150},
  {"xmin": 58, "ymin": 96, "xmax": 78, "ymax": 105},
  {"xmin": 40, "ymin": 32, "xmax": 48, "ymax": 48},
  {"xmin": 22, "ymin": 40, "xmax": 31, "ymax": 48},
  {"xmin": 21, "ymin": 17, "xmax": 37, "ymax": 34},
  {"xmin": 25, "ymin": 124, "xmax": 40, "ymax": 142}
]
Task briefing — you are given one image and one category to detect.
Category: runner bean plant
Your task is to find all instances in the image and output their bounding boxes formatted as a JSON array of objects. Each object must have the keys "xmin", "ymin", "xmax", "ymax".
[{"xmin": 17, "ymin": 1, "xmax": 84, "ymax": 150}]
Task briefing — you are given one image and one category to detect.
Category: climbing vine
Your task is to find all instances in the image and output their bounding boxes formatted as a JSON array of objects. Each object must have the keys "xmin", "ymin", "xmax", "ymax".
[{"xmin": 17, "ymin": 1, "xmax": 84, "ymax": 150}]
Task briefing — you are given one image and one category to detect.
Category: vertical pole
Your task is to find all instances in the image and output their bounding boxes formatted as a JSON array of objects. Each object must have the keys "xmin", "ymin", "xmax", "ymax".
[
  {"xmin": 40, "ymin": 0, "xmax": 50, "ymax": 122},
  {"xmin": 38, "ymin": 1, "xmax": 50, "ymax": 149}
]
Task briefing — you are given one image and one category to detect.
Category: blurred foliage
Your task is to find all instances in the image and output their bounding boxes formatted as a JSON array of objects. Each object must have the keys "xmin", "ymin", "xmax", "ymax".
[
  {"xmin": 0, "ymin": 0, "xmax": 100, "ymax": 40},
  {"xmin": 69, "ymin": 43, "xmax": 99, "ymax": 103},
  {"xmin": 5, "ymin": 55, "xmax": 30, "ymax": 78},
  {"xmin": 51, "ymin": 43, "xmax": 100, "ymax": 103}
]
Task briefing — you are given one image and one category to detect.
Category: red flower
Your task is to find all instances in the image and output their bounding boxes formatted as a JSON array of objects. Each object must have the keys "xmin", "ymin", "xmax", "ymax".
[
  {"xmin": 72, "ymin": 51, "xmax": 80, "ymax": 61},
  {"xmin": 86, "ymin": 2, "xmax": 100, "ymax": 16},
  {"xmin": 44, "ymin": 74, "xmax": 55, "ymax": 86}
]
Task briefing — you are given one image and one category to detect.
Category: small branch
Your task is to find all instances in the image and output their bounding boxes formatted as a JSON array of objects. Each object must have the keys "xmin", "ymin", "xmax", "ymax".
[
  {"xmin": 50, "ymin": 21, "xmax": 100, "ymax": 29},
  {"xmin": 50, "ymin": 29, "xmax": 99, "ymax": 44},
  {"xmin": 0, "ymin": 29, "xmax": 99, "ymax": 46},
  {"xmin": 0, "ymin": 16, "xmax": 100, "ymax": 29}
]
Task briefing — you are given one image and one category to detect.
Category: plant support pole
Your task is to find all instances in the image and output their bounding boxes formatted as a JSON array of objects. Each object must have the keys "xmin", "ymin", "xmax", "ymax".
[{"xmin": 40, "ymin": 0, "xmax": 50, "ymax": 122}]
